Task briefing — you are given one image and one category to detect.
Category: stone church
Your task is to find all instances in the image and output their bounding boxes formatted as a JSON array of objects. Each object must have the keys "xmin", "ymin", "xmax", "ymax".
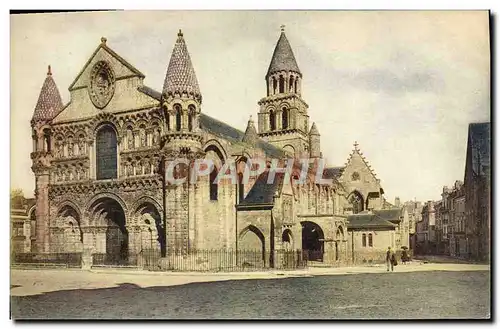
[{"xmin": 28, "ymin": 28, "xmax": 404, "ymax": 268}]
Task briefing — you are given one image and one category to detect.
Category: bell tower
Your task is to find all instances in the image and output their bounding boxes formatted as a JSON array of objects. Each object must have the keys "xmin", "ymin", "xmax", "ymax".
[{"xmin": 257, "ymin": 26, "xmax": 310, "ymax": 158}]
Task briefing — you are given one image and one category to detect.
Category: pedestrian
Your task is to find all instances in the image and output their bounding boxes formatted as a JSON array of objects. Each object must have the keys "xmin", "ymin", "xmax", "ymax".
[
  {"xmin": 401, "ymin": 248, "xmax": 408, "ymax": 264},
  {"xmin": 386, "ymin": 247, "xmax": 394, "ymax": 272},
  {"xmin": 391, "ymin": 252, "xmax": 397, "ymax": 271}
]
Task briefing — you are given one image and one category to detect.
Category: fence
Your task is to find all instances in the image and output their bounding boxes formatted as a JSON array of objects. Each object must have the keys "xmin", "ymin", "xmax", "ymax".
[
  {"xmin": 11, "ymin": 249, "xmax": 310, "ymax": 271},
  {"xmin": 139, "ymin": 249, "xmax": 307, "ymax": 272},
  {"xmin": 11, "ymin": 252, "xmax": 82, "ymax": 268},
  {"xmin": 92, "ymin": 253, "xmax": 140, "ymax": 268}
]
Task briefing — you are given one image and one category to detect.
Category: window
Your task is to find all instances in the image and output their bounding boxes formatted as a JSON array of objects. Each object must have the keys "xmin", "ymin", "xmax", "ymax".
[
  {"xmin": 174, "ymin": 104, "xmax": 182, "ymax": 131},
  {"xmin": 43, "ymin": 129, "xmax": 51, "ymax": 152},
  {"xmin": 188, "ymin": 105, "xmax": 196, "ymax": 131},
  {"xmin": 282, "ymin": 108, "xmax": 289, "ymax": 130},
  {"xmin": 272, "ymin": 77, "xmax": 277, "ymax": 94},
  {"xmin": 96, "ymin": 125, "xmax": 118, "ymax": 180},
  {"xmin": 289, "ymin": 76, "xmax": 294, "ymax": 93},
  {"xmin": 209, "ymin": 168, "xmax": 218, "ymax": 201},
  {"xmin": 279, "ymin": 75, "xmax": 284, "ymax": 93},
  {"xmin": 238, "ymin": 173, "xmax": 244, "ymax": 203},
  {"xmin": 362, "ymin": 233, "xmax": 367, "ymax": 247},
  {"xmin": 269, "ymin": 110, "xmax": 276, "ymax": 131},
  {"xmin": 368, "ymin": 233, "xmax": 373, "ymax": 247},
  {"xmin": 351, "ymin": 172, "xmax": 360, "ymax": 181}
]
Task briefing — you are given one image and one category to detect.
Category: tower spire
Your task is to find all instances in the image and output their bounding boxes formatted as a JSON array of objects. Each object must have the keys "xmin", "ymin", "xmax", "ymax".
[
  {"xmin": 162, "ymin": 30, "xmax": 201, "ymax": 102},
  {"xmin": 32, "ymin": 65, "xmax": 63, "ymax": 123},
  {"xmin": 243, "ymin": 115, "xmax": 258, "ymax": 145},
  {"xmin": 266, "ymin": 27, "xmax": 301, "ymax": 78}
]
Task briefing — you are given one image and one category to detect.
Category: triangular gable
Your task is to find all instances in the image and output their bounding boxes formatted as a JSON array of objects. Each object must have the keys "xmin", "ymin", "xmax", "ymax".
[
  {"xmin": 68, "ymin": 41, "xmax": 145, "ymax": 91},
  {"xmin": 339, "ymin": 142, "xmax": 379, "ymax": 184}
]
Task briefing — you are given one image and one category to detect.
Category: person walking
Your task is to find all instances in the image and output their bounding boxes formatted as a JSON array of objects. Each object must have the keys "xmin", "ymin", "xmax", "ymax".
[{"xmin": 386, "ymin": 247, "xmax": 394, "ymax": 272}]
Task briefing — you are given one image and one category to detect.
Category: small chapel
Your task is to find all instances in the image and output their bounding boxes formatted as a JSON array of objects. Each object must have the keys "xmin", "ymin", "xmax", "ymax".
[{"xmin": 27, "ymin": 27, "xmax": 407, "ymax": 268}]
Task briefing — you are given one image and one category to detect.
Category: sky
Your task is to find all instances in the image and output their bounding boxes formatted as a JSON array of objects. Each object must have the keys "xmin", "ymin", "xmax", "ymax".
[{"xmin": 10, "ymin": 10, "xmax": 490, "ymax": 202}]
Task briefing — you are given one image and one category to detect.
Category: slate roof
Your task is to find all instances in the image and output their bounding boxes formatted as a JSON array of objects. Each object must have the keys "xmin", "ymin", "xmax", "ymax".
[
  {"xmin": 242, "ymin": 116, "xmax": 258, "ymax": 145},
  {"xmin": 32, "ymin": 66, "xmax": 63, "ymax": 122},
  {"xmin": 323, "ymin": 166, "xmax": 344, "ymax": 180},
  {"xmin": 238, "ymin": 171, "xmax": 286, "ymax": 206},
  {"xmin": 199, "ymin": 113, "xmax": 285, "ymax": 158},
  {"xmin": 137, "ymin": 85, "xmax": 162, "ymax": 100},
  {"xmin": 267, "ymin": 30, "xmax": 301, "ymax": 77},
  {"xmin": 309, "ymin": 122, "xmax": 320, "ymax": 135},
  {"xmin": 467, "ymin": 122, "xmax": 491, "ymax": 176},
  {"xmin": 373, "ymin": 208, "xmax": 402, "ymax": 223},
  {"xmin": 162, "ymin": 30, "xmax": 201, "ymax": 100},
  {"xmin": 134, "ymin": 84, "xmax": 285, "ymax": 158},
  {"xmin": 347, "ymin": 213, "xmax": 397, "ymax": 229}
]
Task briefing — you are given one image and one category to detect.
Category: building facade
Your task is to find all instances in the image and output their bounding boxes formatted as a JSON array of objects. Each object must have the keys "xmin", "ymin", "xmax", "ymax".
[
  {"xmin": 464, "ymin": 123, "xmax": 490, "ymax": 262},
  {"xmin": 26, "ymin": 29, "xmax": 405, "ymax": 268}
]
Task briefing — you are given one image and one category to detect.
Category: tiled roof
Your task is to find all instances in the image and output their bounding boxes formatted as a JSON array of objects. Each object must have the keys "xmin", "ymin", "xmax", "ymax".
[
  {"xmin": 199, "ymin": 113, "xmax": 285, "ymax": 158},
  {"xmin": 347, "ymin": 213, "xmax": 397, "ymax": 229},
  {"xmin": 239, "ymin": 171, "xmax": 285, "ymax": 206},
  {"xmin": 162, "ymin": 30, "xmax": 201, "ymax": 100},
  {"xmin": 137, "ymin": 85, "xmax": 162, "ymax": 100},
  {"xmin": 32, "ymin": 66, "xmax": 63, "ymax": 122},
  {"xmin": 468, "ymin": 122, "xmax": 491, "ymax": 176},
  {"xmin": 267, "ymin": 31, "xmax": 301, "ymax": 77},
  {"xmin": 323, "ymin": 166, "xmax": 344, "ymax": 179},
  {"xmin": 242, "ymin": 116, "xmax": 258, "ymax": 145},
  {"xmin": 309, "ymin": 122, "xmax": 320, "ymax": 135},
  {"xmin": 373, "ymin": 208, "xmax": 402, "ymax": 223}
]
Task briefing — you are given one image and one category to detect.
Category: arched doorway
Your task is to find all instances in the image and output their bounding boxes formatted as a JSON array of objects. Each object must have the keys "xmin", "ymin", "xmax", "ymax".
[
  {"xmin": 301, "ymin": 221, "xmax": 324, "ymax": 261},
  {"xmin": 239, "ymin": 225, "xmax": 265, "ymax": 267},
  {"xmin": 57, "ymin": 205, "xmax": 83, "ymax": 252},
  {"xmin": 282, "ymin": 229, "xmax": 293, "ymax": 250},
  {"xmin": 90, "ymin": 197, "xmax": 128, "ymax": 265},
  {"xmin": 348, "ymin": 190, "xmax": 364, "ymax": 214},
  {"xmin": 134, "ymin": 201, "xmax": 166, "ymax": 257}
]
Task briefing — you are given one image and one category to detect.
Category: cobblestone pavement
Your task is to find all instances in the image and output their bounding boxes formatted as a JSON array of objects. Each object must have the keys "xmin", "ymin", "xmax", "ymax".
[{"xmin": 10, "ymin": 267, "xmax": 490, "ymax": 320}]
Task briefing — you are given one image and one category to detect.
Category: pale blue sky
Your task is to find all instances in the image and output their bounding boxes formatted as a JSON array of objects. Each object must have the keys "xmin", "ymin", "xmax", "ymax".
[{"xmin": 10, "ymin": 11, "xmax": 490, "ymax": 202}]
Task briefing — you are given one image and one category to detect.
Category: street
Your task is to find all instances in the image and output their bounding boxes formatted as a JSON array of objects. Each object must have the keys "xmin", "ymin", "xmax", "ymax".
[{"xmin": 10, "ymin": 265, "xmax": 490, "ymax": 319}]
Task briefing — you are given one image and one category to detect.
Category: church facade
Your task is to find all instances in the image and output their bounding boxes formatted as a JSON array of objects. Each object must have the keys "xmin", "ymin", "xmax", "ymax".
[{"xmin": 28, "ymin": 28, "xmax": 403, "ymax": 268}]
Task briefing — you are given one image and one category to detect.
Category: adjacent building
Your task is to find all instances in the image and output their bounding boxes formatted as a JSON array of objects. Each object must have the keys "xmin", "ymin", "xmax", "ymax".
[{"xmin": 464, "ymin": 122, "xmax": 491, "ymax": 262}]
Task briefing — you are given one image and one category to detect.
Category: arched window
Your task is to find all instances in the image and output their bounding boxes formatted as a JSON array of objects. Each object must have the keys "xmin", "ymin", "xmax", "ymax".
[
  {"xmin": 269, "ymin": 110, "xmax": 276, "ymax": 131},
  {"xmin": 279, "ymin": 75, "xmax": 285, "ymax": 93},
  {"xmin": 188, "ymin": 105, "xmax": 195, "ymax": 131},
  {"xmin": 368, "ymin": 233, "xmax": 373, "ymax": 247},
  {"xmin": 362, "ymin": 233, "xmax": 367, "ymax": 247},
  {"xmin": 174, "ymin": 104, "xmax": 182, "ymax": 131},
  {"xmin": 282, "ymin": 108, "xmax": 289, "ymax": 130},
  {"xmin": 294, "ymin": 79, "xmax": 298, "ymax": 93},
  {"xmin": 272, "ymin": 77, "xmax": 277, "ymax": 94},
  {"xmin": 209, "ymin": 168, "xmax": 218, "ymax": 201},
  {"xmin": 238, "ymin": 172, "xmax": 244, "ymax": 203},
  {"xmin": 43, "ymin": 129, "xmax": 51, "ymax": 152},
  {"xmin": 349, "ymin": 191, "xmax": 364, "ymax": 214},
  {"xmin": 96, "ymin": 125, "xmax": 118, "ymax": 180},
  {"xmin": 289, "ymin": 76, "xmax": 294, "ymax": 93}
]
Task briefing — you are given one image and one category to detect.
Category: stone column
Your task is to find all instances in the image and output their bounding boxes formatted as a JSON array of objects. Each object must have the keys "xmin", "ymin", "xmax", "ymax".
[
  {"xmin": 34, "ymin": 172, "xmax": 50, "ymax": 253},
  {"xmin": 276, "ymin": 109, "xmax": 282, "ymax": 130}
]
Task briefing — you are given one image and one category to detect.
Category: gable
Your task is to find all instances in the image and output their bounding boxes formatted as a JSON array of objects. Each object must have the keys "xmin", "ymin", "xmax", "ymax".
[
  {"xmin": 69, "ymin": 44, "xmax": 144, "ymax": 91},
  {"xmin": 53, "ymin": 44, "xmax": 158, "ymax": 123}
]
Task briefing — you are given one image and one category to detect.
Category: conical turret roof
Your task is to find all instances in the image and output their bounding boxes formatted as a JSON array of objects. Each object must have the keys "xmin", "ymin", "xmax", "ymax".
[
  {"xmin": 266, "ymin": 27, "xmax": 301, "ymax": 78},
  {"xmin": 242, "ymin": 116, "xmax": 258, "ymax": 145},
  {"xmin": 32, "ymin": 65, "xmax": 63, "ymax": 123},
  {"xmin": 309, "ymin": 122, "xmax": 320, "ymax": 136},
  {"xmin": 162, "ymin": 30, "xmax": 201, "ymax": 101}
]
